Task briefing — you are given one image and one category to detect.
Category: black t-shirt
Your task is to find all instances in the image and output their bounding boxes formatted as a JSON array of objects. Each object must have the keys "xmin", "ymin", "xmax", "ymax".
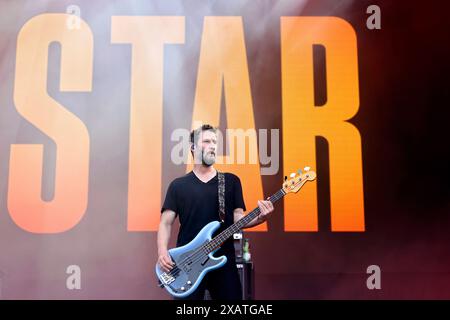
[{"xmin": 161, "ymin": 171, "xmax": 246, "ymax": 259}]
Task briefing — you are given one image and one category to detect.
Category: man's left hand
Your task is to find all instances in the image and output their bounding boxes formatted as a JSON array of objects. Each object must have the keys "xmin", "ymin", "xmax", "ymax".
[{"xmin": 257, "ymin": 197, "xmax": 274, "ymax": 221}]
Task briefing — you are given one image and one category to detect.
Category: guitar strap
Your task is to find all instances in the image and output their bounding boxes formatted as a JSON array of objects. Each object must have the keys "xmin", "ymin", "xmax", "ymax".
[{"xmin": 218, "ymin": 171, "xmax": 225, "ymax": 223}]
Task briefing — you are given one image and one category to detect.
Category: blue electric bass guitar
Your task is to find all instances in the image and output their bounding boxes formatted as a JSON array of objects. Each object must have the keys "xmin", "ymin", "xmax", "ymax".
[{"xmin": 156, "ymin": 167, "xmax": 316, "ymax": 298}]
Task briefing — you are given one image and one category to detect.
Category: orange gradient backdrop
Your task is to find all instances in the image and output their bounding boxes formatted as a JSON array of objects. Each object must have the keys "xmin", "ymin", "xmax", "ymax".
[{"xmin": 6, "ymin": 14, "xmax": 364, "ymax": 234}]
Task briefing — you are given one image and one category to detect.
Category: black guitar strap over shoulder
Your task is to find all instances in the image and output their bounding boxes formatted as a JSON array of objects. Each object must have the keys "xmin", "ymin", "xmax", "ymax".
[{"xmin": 218, "ymin": 171, "xmax": 225, "ymax": 223}]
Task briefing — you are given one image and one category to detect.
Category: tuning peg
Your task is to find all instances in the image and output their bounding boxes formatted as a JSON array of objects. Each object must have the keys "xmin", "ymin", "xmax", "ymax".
[
  {"xmin": 297, "ymin": 169, "xmax": 303, "ymax": 175},
  {"xmin": 304, "ymin": 166, "xmax": 310, "ymax": 172},
  {"xmin": 290, "ymin": 173, "xmax": 296, "ymax": 178}
]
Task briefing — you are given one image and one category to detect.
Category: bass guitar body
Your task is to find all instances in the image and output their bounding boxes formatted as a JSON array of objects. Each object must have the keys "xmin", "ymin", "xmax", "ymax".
[{"xmin": 155, "ymin": 221, "xmax": 227, "ymax": 298}]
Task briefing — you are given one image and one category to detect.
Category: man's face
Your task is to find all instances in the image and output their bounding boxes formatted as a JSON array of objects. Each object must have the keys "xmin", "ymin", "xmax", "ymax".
[{"xmin": 194, "ymin": 130, "xmax": 217, "ymax": 166}]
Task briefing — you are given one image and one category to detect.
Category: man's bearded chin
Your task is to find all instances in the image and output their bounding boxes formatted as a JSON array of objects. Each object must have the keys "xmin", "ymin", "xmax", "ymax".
[{"xmin": 202, "ymin": 151, "xmax": 216, "ymax": 166}]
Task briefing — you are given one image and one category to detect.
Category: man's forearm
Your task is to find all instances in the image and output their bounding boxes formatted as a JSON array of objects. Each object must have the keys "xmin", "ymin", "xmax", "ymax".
[{"xmin": 157, "ymin": 223, "xmax": 172, "ymax": 254}]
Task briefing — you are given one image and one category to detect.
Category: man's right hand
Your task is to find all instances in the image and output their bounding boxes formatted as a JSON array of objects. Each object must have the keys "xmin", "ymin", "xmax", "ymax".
[{"xmin": 158, "ymin": 250, "xmax": 175, "ymax": 273}]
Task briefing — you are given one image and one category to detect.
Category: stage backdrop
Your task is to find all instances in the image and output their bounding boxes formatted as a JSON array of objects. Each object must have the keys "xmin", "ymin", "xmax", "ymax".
[{"xmin": 0, "ymin": 0, "xmax": 449, "ymax": 299}]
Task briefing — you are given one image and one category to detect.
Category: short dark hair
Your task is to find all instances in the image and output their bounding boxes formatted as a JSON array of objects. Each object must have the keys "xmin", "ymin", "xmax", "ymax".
[{"xmin": 190, "ymin": 124, "xmax": 217, "ymax": 146}]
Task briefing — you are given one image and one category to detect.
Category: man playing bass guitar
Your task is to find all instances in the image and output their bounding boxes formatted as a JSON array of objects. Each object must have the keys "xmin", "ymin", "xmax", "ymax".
[{"xmin": 157, "ymin": 124, "xmax": 274, "ymax": 300}]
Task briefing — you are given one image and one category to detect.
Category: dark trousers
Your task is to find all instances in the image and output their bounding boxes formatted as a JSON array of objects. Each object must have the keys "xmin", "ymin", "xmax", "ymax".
[{"xmin": 175, "ymin": 259, "xmax": 242, "ymax": 300}]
